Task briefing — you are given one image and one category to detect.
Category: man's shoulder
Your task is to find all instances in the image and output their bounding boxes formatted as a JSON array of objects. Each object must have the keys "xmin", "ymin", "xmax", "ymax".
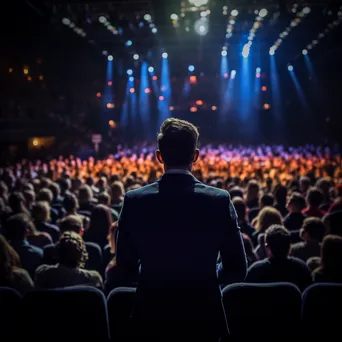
[
  {"xmin": 249, "ymin": 258, "xmax": 269, "ymax": 270},
  {"xmin": 125, "ymin": 182, "xmax": 159, "ymax": 199},
  {"xmin": 291, "ymin": 242, "xmax": 305, "ymax": 250}
]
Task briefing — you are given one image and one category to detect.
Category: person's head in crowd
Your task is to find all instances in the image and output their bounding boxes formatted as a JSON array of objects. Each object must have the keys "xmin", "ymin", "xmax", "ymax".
[
  {"xmin": 23, "ymin": 190, "xmax": 35, "ymax": 211},
  {"xmin": 273, "ymin": 184, "xmax": 287, "ymax": 206},
  {"xmin": 229, "ymin": 187, "xmax": 244, "ymax": 200},
  {"xmin": 0, "ymin": 234, "xmax": 21, "ymax": 283},
  {"xmin": 259, "ymin": 193, "xmax": 274, "ymax": 209},
  {"xmin": 58, "ymin": 178, "xmax": 71, "ymax": 196},
  {"xmin": 63, "ymin": 193, "xmax": 79, "ymax": 214},
  {"xmin": 323, "ymin": 210, "xmax": 342, "ymax": 236},
  {"xmin": 329, "ymin": 197, "xmax": 342, "ymax": 213},
  {"xmin": 265, "ymin": 177, "xmax": 273, "ymax": 192},
  {"xmin": 98, "ymin": 177, "xmax": 108, "ymax": 192},
  {"xmin": 78, "ymin": 184, "xmax": 93, "ymax": 204},
  {"xmin": 22, "ymin": 182, "xmax": 34, "ymax": 192},
  {"xmin": 71, "ymin": 177, "xmax": 83, "ymax": 193},
  {"xmin": 319, "ymin": 235, "xmax": 342, "ymax": 272},
  {"xmin": 98, "ymin": 192, "xmax": 111, "ymax": 206},
  {"xmin": 306, "ymin": 187, "xmax": 324, "ymax": 209},
  {"xmin": 287, "ymin": 192, "xmax": 306, "ymax": 213},
  {"xmin": 125, "ymin": 176, "xmax": 135, "ymax": 190},
  {"xmin": 300, "ymin": 176, "xmax": 311, "ymax": 195},
  {"xmin": 4, "ymin": 214, "xmax": 30, "ymax": 242},
  {"xmin": 8, "ymin": 192, "xmax": 30, "ymax": 215},
  {"xmin": 110, "ymin": 181, "xmax": 125, "ymax": 204},
  {"xmin": 32, "ymin": 179, "xmax": 41, "ymax": 193},
  {"xmin": 246, "ymin": 180, "xmax": 260, "ymax": 203},
  {"xmin": 49, "ymin": 182, "xmax": 61, "ymax": 203},
  {"xmin": 289, "ymin": 179, "xmax": 300, "ymax": 193},
  {"xmin": 0, "ymin": 180, "xmax": 9, "ymax": 201},
  {"xmin": 300, "ymin": 217, "xmax": 326, "ymax": 243},
  {"xmin": 109, "ymin": 174, "xmax": 122, "ymax": 184},
  {"xmin": 127, "ymin": 184, "xmax": 142, "ymax": 191},
  {"xmin": 56, "ymin": 231, "xmax": 88, "ymax": 268},
  {"xmin": 86, "ymin": 177, "xmax": 95, "ymax": 187},
  {"xmin": 59, "ymin": 215, "xmax": 83, "ymax": 236},
  {"xmin": 107, "ymin": 221, "xmax": 118, "ymax": 255},
  {"xmin": 89, "ymin": 205, "xmax": 112, "ymax": 232},
  {"xmin": 264, "ymin": 225, "xmax": 291, "ymax": 258},
  {"xmin": 32, "ymin": 201, "xmax": 51, "ymax": 223},
  {"xmin": 40, "ymin": 177, "xmax": 51, "ymax": 190},
  {"xmin": 255, "ymin": 207, "xmax": 283, "ymax": 233},
  {"xmin": 232, "ymin": 197, "xmax": 247, "ymax": 222},
  {"xmin": 37, "ymin": 188, "xmax": 53, "ymax": 204},
  {"xmin": 316, "ymin": 177, "xmax": 332, "ymax": 202},
  {"xmin": 242, "ymin": 233, "xmax": 258, "ymax": 265},
  {"xmin": 156, "ymin": 118, "xmax": 199, "ymax": 171}
]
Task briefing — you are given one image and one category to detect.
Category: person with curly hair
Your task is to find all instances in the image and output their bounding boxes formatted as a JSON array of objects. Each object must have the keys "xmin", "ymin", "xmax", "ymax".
[{"xmin": 35, "ymin": 231, "xmax": 103, "ymax": 289}]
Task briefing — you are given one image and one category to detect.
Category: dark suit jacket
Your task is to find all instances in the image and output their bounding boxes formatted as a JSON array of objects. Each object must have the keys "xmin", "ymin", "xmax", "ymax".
[{"xmin": 116, "ymin": 172, "xmax": 247, "ymax": 341}]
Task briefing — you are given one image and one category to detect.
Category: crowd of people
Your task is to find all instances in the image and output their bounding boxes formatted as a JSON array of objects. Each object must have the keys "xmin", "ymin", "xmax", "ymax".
[{"xmin": 0, "ymin": 143, "xmax": 342, "ymax": 296}]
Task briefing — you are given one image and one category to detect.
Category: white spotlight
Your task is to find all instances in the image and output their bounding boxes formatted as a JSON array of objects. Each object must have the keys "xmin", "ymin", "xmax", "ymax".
[
  {"xmin": 108, "ymin": 55, "xmax": 113, "ymax": 61},
  {"xmin": 148, "ymin": 66, "xmax": 154, "ymax": 73},
  {"xmin": 302, "ymin": 49, "xmax": 308, "ymax": 55},
  {"xmin": 269, "ymin": 49, "xmax": 275, "ymax": 56},
  {"xmin": 162, "ymin": 52, "xmax": 168, "ymax": 59},
  {"xmin": 303, "ymin": 7, "xmax": 311, "ymax": 15},
  {"xmin": 288, "ymin": 65, "xmax": 294, "ymax": 71},
  {"xmin": 194, "ymin": 18, "xmax": 209, "ymax": 36},
  {"xmin": 62, "ymin": 18, "xmax": 71, "ymax": 25},
  {"xmin": 221, "ymin": 50, "xmax": 227, "ymax": 57},
  {"xmin": 189, "ymin": 0, "xmax": 208, "ymax": 7},
  {"xmin": 259, "ymin": 9, "xmax": 268, "ymax": 18},
  {"xmin": 144, "ymin": 14, "xmax": 152, "ymax": 21},
  {"xmin": 99, "ymin": 16, "xmax": 107, "ymax": 23},
  {"xmin": 231, "ymin": 9, "xmax": 239, "ymax": 16},
  {"xmin": 151, "ymin": 27, "xmax": 158, "ymax": 33},
  {"xmin": 230, "ymin": 70, "xmax": 236, "ymax": 79},
  {"xmin": 133, "ymin": 54, "xmax": 139, "ymax": 60},
  {"xmin": 127, "ymin": 69, "xmax": 133, "ymax": 75},
  {"xmin": 171, "ymin": 13, "xmax": 178, "ymax": 20}
]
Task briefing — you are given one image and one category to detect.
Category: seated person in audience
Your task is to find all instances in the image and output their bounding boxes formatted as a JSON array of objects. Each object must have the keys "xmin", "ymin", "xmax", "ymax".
[
  {"xmin": 241, "ymin": 233, "xmax": 258, "ymax": 267},
  {"xmin": 110, "ymin": 181, "xmax": 125, "ymax": 212},
  {"xmin": 291, "ymin": 217, "xmax": 325, "ymax": 262},
  {"xmin": 22, "ymin": 189, "xmax": 35, "ymax": 211},
  {"xmin": 35, "ymin": 231, "xmax": 103, "ymax": 289},
  {"xmin": 316, "ymin": 177, "xmax": 333, "ymax": 211},
  {"xmin": 78, "ymin": 184, "xmax": 97, "ymax": 212},
  {"xmin": 3, "ymin": 214, "xmax": 43, "ymax": 278},
  {"xmin": 62, "ymin": 193, "xmax": 90, "ymax": 230},
  {"xmin": 98, "ymin": 192, "xmax": 119, "ymax": 222},
  {"xmin": 246, "ymin": 225, "xmax": 312, "ymax": 291},
  {"xmin": 232, "ymin": 197, "xmax": 255, "ymax": 239},
  {"xmin": 323, "ymin": 210, "xmax": 342, "ymax": 237},
  {"xmin": 327, "ymin": 184, "xmax": 342, "ymax": 213},
  {"xmin": 245, "ymin": 180, "xmax": 260, "ymax": 209},
  {"xmin": 0, "ymin": 234, "xmax": 34, "ymax": 294},
  {"xmin": 284, "ymin": 192, "xmax": 307, "ymax": 231},
  {"xmin": 312, "ymin": 235, "xmax": 342, "ymax": 283},
  {"xmin": 32, "ymin": 201, "xmax": 60, "ymax": 243},
  {"xmin": 300, "ymin": 176, "xmax": 311, "ymax": 198},
  {"xmin": 248, "ymin": 193, "xmax": 275, "ymax": 223},
  {"xmin": 273, "ymin": 184, "xmax": 288, "ymax": 217},
  {"xmin": 27, "ymin": 218, "xmax": 53, "ymax": 249},
  {"xmin": 49, "ymin": 182, "xmax": 66, "ymax": 218},
  {"xmin": 302, "ymin": 187, "xmax": 325, "ymax": 218},
  {"xmin": 37, "ymin": 188, "xmax": 59, "ymax": 223}
]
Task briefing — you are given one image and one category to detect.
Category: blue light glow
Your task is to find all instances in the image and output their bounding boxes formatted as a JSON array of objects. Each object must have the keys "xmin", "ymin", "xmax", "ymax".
[
  {"xmin": 129, "ymin": 76, "xmax": 134, "ymax": 82},
  {"xmin": 288, "ymin": 65, "xmax": 294, "ymax": 71},
  {"xmin": 256, "ymin": 67, "xmax": 261, "ymax": 73},
  {"xmin": 221, "ymin": 50, "xmax": 227, "ymax": 57},
  {"xmin": 242, "ymin": 44, "xmax": 250, "ymax": 58},
  {"xmin": 108, "ymin": 55, "xmax": 113, "ymax": 61},
  {"xmin": 148, "ymin": 66, "xmax": 154, "ymax": 73},
  {"xmin": 127, "ymin": 69, "xmax": 133, "ymax": 75},
  {"xmin": 188, "ymin": 65, "xmax": 195, "ymax": 72},
  {"xmin": 125, "ymin": 40, "xmax": 132, "ymax": 47},
  {"xmin": 162, "ymin": 52, "xmax": 168, "ymax": 59}
]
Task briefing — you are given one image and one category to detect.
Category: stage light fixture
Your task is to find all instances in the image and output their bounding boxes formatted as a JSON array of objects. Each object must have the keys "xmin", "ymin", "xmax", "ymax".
[
  {"xmin": 127, "ymin": 69, "xmax": 133, "ymax": 75},
  {"xmin": 99, "ymin": 16, "xmax": 107, "ymax": 23},
  {"xmin": 231, "ymin": 9, "xmax": 239, "ymax": 16},
  {"xmin": 188, "ymin": 0, "xmax": 208, "ymax": 7},
  {"xmin": 145, "ymin": 88, "xmax": 151, "ymax": 94},
  {"xmin": 242, "ymin": 44, "xmax": 250, "ymax": 58},
  {"xmin": 269, "ymin": 49, "xmax": 275, "ymax": 56},
  {"xmin": 130, "ymin": 88, "xmax": 135, "ymax": 93},
  {"xmin": 221, "ymin": 50, "xmax": 227, "ymax": 57},
  {"xmin": 170, "ymin": 14, "xmax": 178, "ymax": 20},
  {"xmin": 288, "ymin": 65, "xmax": 294, "ymax": 71},
  {"xmin": 211, "ymin": 106, "xmax": 217, "ymax": 111},
  {"xmin": 188, "ymin": 65, "xmax": 195, "ymax": 72},
  {"xmin": 169, "ymin": 106, "xmax": 175, "ymax": 111},
  {"xmin": 302, "ymin": 49, "xmax": 308, "ymax": 55},
  {"xmin": 153, "ymin": 76, "xmax": 158, "ymax": 81},
  {"xmin": 256, "ymin": 67, "xmax": 261, "ymax": 73},
  {"xmin": 152, "ymin": 27, "xmax": 158, "ymax": 33},
  {"xmin": 148, "ymin": 66, "xmax": 154, "ymax": 73},
  {"xmin": 194, "ymin": 18, "xmax": 209, "ymax": 36},
  {"xmin": 162, "ymin": 52, "xmax": 168, "ymax": 58},
  {"xmin": 62, "ymin": 18, "xmax": 71, "ymax": 25},
  {"xmin": 159, "ymin": 96, "xmax": 164, "ymax": 101},
  {"xmin": 108, "ymin": 81, "xmax": 112, "ymax": 86},
  {"xmin": 263, "ymin": 103, "xmax": 270, "ymax": 110},
  {"xmin": 125, "ymin": 40, "xmax": 132, "ymax": 47},
  {"xmin": 230, "ymin": 70, "xmax": 236, "ymax": 79},
  {"xmin": 144, "ymin": 14, "xmax": 152, "ymax": 21},
  {"xmin": 129, "ymin": 76, "xmax": 134, "ymax": 82},
  {"xmin": 96, "ymin": 92, "xmax": 101, "ymax": 98},
  {"xmin": 303, "ymin": 7, "xmax": 311, "ymax": 14},
  {"xmin": 133, "ymin": 54, "xmax": 139, "ymax": 60},
  {"xmin": 259, "ymin": 9, "xmax": 268, "ymax": 18},
  {"xmin": 108, "ymin": 55, "xmax": 113, "ymax": 61}
]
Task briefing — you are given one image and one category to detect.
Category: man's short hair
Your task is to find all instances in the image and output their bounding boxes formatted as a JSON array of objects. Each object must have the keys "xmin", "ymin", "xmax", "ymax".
[
  {"xmin": 232, "ymin": 197, "xmax": 246, "ymax": 221},
  {"xmin": 98, "ymin": 192, "xmax": 111, "ymax": 205},
  {"xmin": 307, "ymin": 187, "xmax": 324, "ymax": 207},
  {"xmin": 260, "ymin": 193, "xmax": 274, "ymax": 207},
  {"xmin": 5, "ymin": 214, "xmax": 30, "ymax": 241},
  {"xmin": 157, "ymin": 118, "xmax": 199, "ymax": 167},
  {"xmin": 59, "ymin": 215, "xmax": 83, "ymax": 235},
  {"xmin": 288, "ymin": 192, "xmax": 306, "ymax": 211},
  {"xmin": 265, "ymin": 225, "xmax": 291, "ymax": 258},
  {"xmin": 302, "ymin": 217, "xmax": 326, "ymax": 242}
]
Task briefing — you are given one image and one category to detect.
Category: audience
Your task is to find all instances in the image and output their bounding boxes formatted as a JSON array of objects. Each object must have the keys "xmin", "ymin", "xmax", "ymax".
[
  {"xmin": 246, "ymin": 225, "xmax": 312, "ymax": 291},
  {"xmin": 284, "ymin": 192, "xmax": 307, "ymax": 232},
  {"xmin": 303, "ymin": 187, "xmax": 325, "ymax": 218}
]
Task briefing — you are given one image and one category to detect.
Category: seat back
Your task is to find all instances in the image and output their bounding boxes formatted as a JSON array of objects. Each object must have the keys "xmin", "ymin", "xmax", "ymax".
[
  {"xmin": 23, "ymin": 286, "xmax": 109, "ymax": 341},
  {"xmin": 302, "ymin": 283, "xmax": 342, "ymax": 339},
  {"xmin": 0, "ymin": 287, "xmax": 22, "ymax": 341},
  {"xmin": 85, "ymin": 242, "xmax": 103, "ymax": 275},
  {"xmin": 222, "ymin": 282, "xmax": 301, "ymax": 342},
  {"xmin": 107, "ymin": 287, "xmax": 136, "ymax": 342}
]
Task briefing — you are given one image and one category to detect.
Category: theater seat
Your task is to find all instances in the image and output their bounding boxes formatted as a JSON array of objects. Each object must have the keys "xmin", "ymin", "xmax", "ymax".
[
  {"xmin": 302, "ymin": 283, "xmax": 342, "ymax": 340},
  {"xmin": 85, "ymin": 242, "xmax": 104, "ymax": 275},
  {"xmin": 23, "ymin": 286, "xmax": 109, "ymax": 341},
  {"xmin": 0, "ymin": 287, "xmax": 22, "ymax": 341},
  {"xmin": 222, "ymin": 282, "xmax": 301, "ymax": 342},
  {"xmin": 107, "ymin": 287, "xmax": 136, "ymax": 342}
]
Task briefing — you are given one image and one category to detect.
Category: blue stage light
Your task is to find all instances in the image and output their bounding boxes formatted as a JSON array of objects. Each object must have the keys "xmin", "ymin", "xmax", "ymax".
[
  {"xmin": 148, "ymin": 66, "xmax": 154, "ymax": 73},
  {"xmin": 107, "ymin": 55, "xmax": 113, "ymax": 61},
  {"xmin": 125, "ymin": 40, "xmax": 132, "ymax": 47},
  {"xmin": 288, "ymin": 65, "xmax": 294, "ymax": 71},
  {"xmin": 188, "ymin": 65, "xmax": 195, "ymax": 72},
  {"xmin": 127, "ymin": 69, "xmax": 133, "ymax": 75},
  {"xmin": 256, "ymin": 67, "xmax": 261, "ymax": 73},
  {"xmin": 129, "ymin": 76, "xmax": 134, "ymax": 82},
  {"xmin": 162, "ymin": 52, "xmax": 168, "ymax": 58},
  {"xmin": 133, "ymin": 54, "xmax": 139, "ymax": 60},
  {"xmin": 221, "ymin": 50, "xmax": 227, "ymax": 57}
]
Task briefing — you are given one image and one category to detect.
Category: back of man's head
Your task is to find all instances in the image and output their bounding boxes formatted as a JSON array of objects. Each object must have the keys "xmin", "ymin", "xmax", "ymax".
[
  {"xmin": 260, "ymin": 193, "xmax": 274, "ymax": 208},
  {"xmin": 98, "ymin": 192, "xmax": 111, "ymax": 206},
  {"xmin": 5, "ymin": 213, "xmax": 30, "ymax": 241},
  {"xmin": 265, "ymin": 224, "xmax": 291, "ymax": 258},
  {"xmin": 301, "ymin": 217, "xmax": 326, "ymax": 242},
  {"xmin": 157, "ymin": 118, "xmax": 199, "ymax": 168},
  {"xmin": 288, "ymin": 192, "xmax": 306, "ymax": 212},
  {"xmin": 307, "ymin": 187, "xmax": 324, "ymax": 208},
  {"xmin": 232, "ymin": 197, "xmax": 246, "ymax": 222},
  {"xmin": 59, "ymin": 215, "xmax": 83, "ymax": 235}
]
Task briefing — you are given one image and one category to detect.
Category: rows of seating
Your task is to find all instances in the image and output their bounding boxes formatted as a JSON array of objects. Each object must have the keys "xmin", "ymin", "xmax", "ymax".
[{"xmin": 1, "ymin": 282, "xmax": 341, "ymax": 342}]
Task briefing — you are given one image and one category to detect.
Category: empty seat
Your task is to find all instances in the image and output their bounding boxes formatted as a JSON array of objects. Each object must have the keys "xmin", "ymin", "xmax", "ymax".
[
  {"xmin": 222, "ymin": 282, "xmax": 301, "ymax": 342},
  {"xmin": 23, "ymin": 286, "xmax": 109, "ymax": 341},
  {"xmin": 107, "ymin": 287, "xmax": 136, "ymax": 342},
  {"xmin": 302, "ymin": 283, "xmax": 342, "ymax": 340},
  {"xmin": 0, "ymin": 287, "xmax": 22, "ymax": 341}
]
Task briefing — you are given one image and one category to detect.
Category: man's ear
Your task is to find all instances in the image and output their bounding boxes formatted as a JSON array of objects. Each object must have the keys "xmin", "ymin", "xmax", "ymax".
[
  {"xmin": 156, "ymin": 150, "xmax": 164, "ymax": 164},
  {"xmin": 193, "ymin": 149, "xmax": 200, "ymax": 163}
]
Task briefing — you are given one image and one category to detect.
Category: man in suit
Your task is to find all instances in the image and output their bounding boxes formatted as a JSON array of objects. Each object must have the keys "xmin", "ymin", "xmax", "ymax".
[{"xmin": 116, "ymin": 118, "xmax": 247, "ymax": 341}]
